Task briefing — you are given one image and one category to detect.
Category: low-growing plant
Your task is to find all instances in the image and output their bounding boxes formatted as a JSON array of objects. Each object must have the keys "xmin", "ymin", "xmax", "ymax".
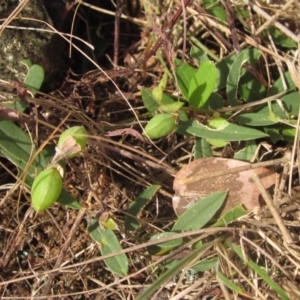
[
  {"xmin": 0, "ymin": 9, "xmax": 297, "ymax": 295},
  {"xmin": 137, "ymin": 44, "xmax": 298, "ymax": 298},
  {"xmin": 31, "ymin": 126, "xmax": 88, "ymax": 211},
  {"xmin": 142, "ymin": 46, "xmax": 297, "ymax": 161}
]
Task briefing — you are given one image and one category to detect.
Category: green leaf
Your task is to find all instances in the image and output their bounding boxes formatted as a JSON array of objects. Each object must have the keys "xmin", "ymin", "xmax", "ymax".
[
  {"xmin": 2, "ymin": 99, "xmax": 27, "ymax": 113},
  {"xmin": 234, "ymin": 141, "xmax": 257, "ymax": 161},
  {"xmin": 227, "ymin": 240, "xmax": 290, "ymax": 300},
  {"xmin": 208, "ymin": 117, "xmax": 229, "ymax": 129},
  {"xmin": 215, "ymin": 53, "xmax": 237, "ymax": 91},
  {"xmin": 259, "ymin": 92, "xmax": 300, "ymax": 119},
  {"xmin": 172, "ymin": 191, "xmax": 227, "ymax": 232},
  {"xmin": 178, "ymin": 109, "xmax": 189, "ymax": 121},
  {"xmin": 206, "ymin": 6, "xmax": 227, "ymax": 21},
  {"xmin": 235, "ymin": 6, "xmax": 249, "ymax": 18},
  {"xmin": 160, "ymin": 93, "xmax": 177, "ymax": 105},
  {"xmin": 264, "ymin": 127, "xmax": 283, "ymax": 143},
  {"xmin": 57, "ymin": 189, "xmax": 81, "ymax": 210},
  {"xmin": 226, "ymin": 48, "xmax": 262, "ymax": 104},
  {"xmin": 0, "ymin": 120, "xmax": 81, "ymax": 209},
  {"xmin": 57, "ymin": 126, "xmax": 88, "ymax": 158},
  {"xmin": 187, "ymin": 119, "xmax": 268, "ymax": 141},
  {"xmin": 143, "ymin": 113, "xmax": 176, "ymax": 139},
  {"xmin": 235, "ymin": 113, "xmax": 278, "ymax": 126},
  {"xmin": 159, "ymin": 101, "xmax": 183, "ymax": 113},
  {"xmin": 0, "ymin": 120, "xmax": 45, "ymax": 184},
  {"xmin": 269, "ymin": 71, "xmax": 296, "ymax": 95},
  {"xmin": 152, "ymin": 72, "xmax": 168, "ymax": 101},
  {"xmin": 203, "ymin": 0, "xmax": 227, "ymax": 20},
  {"xmin": 125, "ymin": 185, "xmax": 160, "ymax": 231},
  {"xmin": 142, "ymin": 88, "xmax": 159, "ymax": 114},
  {"xmin": 263, "ymin": 27, "xmax": 297, "ymax": 48},
  {"xmin": 206, "ymin": 139, "xmax": 228, "ymax": 147},
  {"xmin": 194, "ymin": 137, "xmax": 213, "ymax": 159},
  {"xmin": 192, "ymin": 258, "xmax": 218, "ymax": 272},
  {"xmin": 238, "ymin": 73, "xmax": 266, "ymax": 102},
  {"xmin": 190, "ymin": 45, "xmax": 209, "ymax": 62},
  {"xmin": 280, "ymin": 127, "xmax": 296, "ymax": 142},
  {"xmin": 20, "ymin": 59, "xmax": 33, "ymax": 68},
  {"xmin": 175, "ymin": 59, "xmax": 196, "ymax": 99},
  {"xmin": 217, "ymin": 271, "xmax": 244, "ymax": 293},
  {"xmin": 147, "ymin": 232, "xmax": 183, "ymax": 255},
  {"xmin": 188, "ymin": 61, "xmax": 217, "ymax": 108},
  {"xmin": 142, "ymin": 90, "xmax": 177, "ymax": 115},
  {"xmin": 88, "ymin": 219, "xmax": 128, "ymax": 277},
  {"xmin": 226, "ymin": 51, "xmax": 248, "ymax": 106},
  {"xmin": 102, "ymin": 217, "xmax": 120, "ymax": 231},
  {"xmin": 212, "ymin": 205, "xmax": 248, "ymax": 227},
  {"xmin": 206, "ymin": 93, "xmax": 224, "ymax": 109},
  {"xmin": 23, "ymin": 64, "xmax": 45, "ymax": 94}
]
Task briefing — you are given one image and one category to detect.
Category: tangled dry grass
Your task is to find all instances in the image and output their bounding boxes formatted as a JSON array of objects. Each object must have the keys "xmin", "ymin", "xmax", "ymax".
[{"xmin": 1, "ymin": 0, "xmax": 300, "ymax": 299}]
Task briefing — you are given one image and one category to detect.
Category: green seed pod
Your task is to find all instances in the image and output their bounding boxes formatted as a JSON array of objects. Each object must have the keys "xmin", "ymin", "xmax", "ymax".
[
  {"xmin": 31, "ymin": 167, "xmax": 63, "ymax": 212},
  {"xmin": 57, "ymin": 126, "xmax": 88, "ymax": 158}
]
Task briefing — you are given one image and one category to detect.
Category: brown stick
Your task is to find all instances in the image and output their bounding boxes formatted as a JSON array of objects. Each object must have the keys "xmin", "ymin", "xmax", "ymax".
[
  {"xmin": 252, "ymin": 174, "xmax": 294, "ymax": 244},
  {"xmin": 113, "ymin": 0, "xmax": 123, "ymax": 69},
  {"xmin": 225, "ymin": 0, "xmax": 240, "ymax": 53}
]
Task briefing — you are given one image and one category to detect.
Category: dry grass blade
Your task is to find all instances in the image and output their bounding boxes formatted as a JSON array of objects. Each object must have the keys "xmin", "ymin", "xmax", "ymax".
[
  {"xmin": 1, "ymin": 0, "xmax": 300, "ymax": 298},
  {"xmin": 252, "ymin": 173, "xmax": 293, "ymax": 244},
  {"xmin": 243, "ymin": 0, "xmax": 299, "ymax": 42},
  {"xmin": 0, "ymin": 0, "xmax": 30, "ymax": 35}
]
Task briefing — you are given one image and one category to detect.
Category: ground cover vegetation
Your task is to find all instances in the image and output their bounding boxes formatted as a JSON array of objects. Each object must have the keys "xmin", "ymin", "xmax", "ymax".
[{"xmin": 0, "ymin": 0, "xmax": 300, "ymax": 299}]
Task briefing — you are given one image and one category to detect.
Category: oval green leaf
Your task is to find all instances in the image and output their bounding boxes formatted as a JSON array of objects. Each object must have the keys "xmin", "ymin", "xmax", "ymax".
[
  {"xmin": 143, "ymin": 113, "xmax": 176, "ymax": 139},
  {"xmin": 175, "ymin": 59, "xmax": 196, "ymax": 99},
  {"xmin": 88, "ymin": 219, "xmax": 128, "ymax": 276},
  {"xmin": 208, "ymin": 117, "xmax": 229, "ymax": 129},
  {"xmin": 172, "ymin": 191, "xmax": 227, "ymax": 231},
  {"xmin": 159, "ymin": 101, "xmax": 183, "ymax": 113},
  {"xmin": 142, "ymin": 88, "xmax": 159, "ymax": 114},
  {"xmin": 188, "ymin": 60, "xmax": 217, "ymax": 108},
  {"xmin": 24, "ymin": 64, "xmax": 45, "ymax": 94}
]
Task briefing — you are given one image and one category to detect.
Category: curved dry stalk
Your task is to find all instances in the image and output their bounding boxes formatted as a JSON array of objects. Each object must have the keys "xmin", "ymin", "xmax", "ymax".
[
  {"xmin": 244, "ymin": 0, "xmax": 299, "ymax": 43},
  {"xmin": 187, "ymin": 5, "xmax": 288, "ymax": 62},
  {"xmin": 77, "ymin": 0, "xmax": 146, "ymax": 26},
  {"xmin": 0, "ymin": 0, "xmax": 30, "ymax": 35},
  {"xmin": 252, "ymin": 173, "xmax": 294, "ymax": 244}
]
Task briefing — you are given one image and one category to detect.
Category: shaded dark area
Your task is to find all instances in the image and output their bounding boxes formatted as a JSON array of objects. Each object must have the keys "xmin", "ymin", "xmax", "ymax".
[{"xmin": 42, "ymin": 0, "xmax": 141, "ymax": 91}]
